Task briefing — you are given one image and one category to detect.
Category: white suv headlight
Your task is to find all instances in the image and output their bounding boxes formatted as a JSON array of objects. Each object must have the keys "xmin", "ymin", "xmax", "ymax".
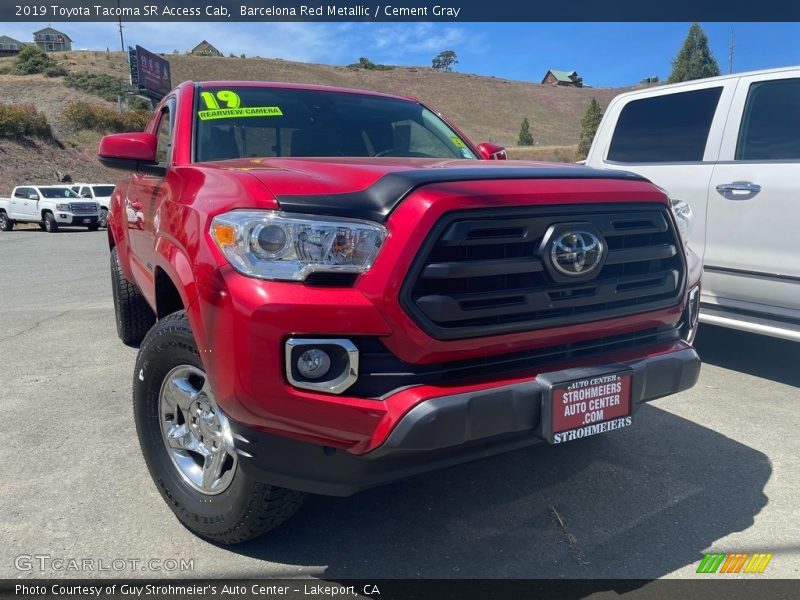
[
  {"xmin": 670, "ymin": 199, "xmax": 693, "ymax": 244},
  {"xmin": 210, "ymin": 211, "xmax": 387, "ymax": 281}
]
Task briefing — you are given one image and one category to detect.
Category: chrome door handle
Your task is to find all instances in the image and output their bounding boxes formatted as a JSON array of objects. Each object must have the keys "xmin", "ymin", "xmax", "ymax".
[{"xmin": 716, "ymin": 181, "xmax": 761, "ymax": 195}]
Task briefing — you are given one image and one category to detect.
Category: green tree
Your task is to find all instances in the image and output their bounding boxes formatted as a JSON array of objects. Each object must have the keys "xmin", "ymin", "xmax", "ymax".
[
  {"xmin": 517, "ymin": 117, "xmax": 534, "ymax": 146},
  {"xmin": 668, "ymin": 23, "xmax": 721, "ymax": 83},
  {"xmin": 432, "ymin": 50, "xmax": 458, "ymax": 72},
  {"xmin": 576, "ymin": 98, "xmax": 603, "ymax": 161}
]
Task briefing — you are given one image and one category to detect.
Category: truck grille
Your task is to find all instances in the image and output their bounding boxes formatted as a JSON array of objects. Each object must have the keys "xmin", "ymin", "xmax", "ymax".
[
  {"xmin": 400, "ymin": 203, "xmax": 686, "ymax": 340},
  {"xmin": 70, "ymin": 203, "xmax": 96, "ymax": 214}
]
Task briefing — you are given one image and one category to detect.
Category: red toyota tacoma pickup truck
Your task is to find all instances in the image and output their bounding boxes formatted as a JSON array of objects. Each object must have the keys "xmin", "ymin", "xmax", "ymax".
[{"xmin": 98, "ymin": 81, "xmax": 701, "ymax": 544}]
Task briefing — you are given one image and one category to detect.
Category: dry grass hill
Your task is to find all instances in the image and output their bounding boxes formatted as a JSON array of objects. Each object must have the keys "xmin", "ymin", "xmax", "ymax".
[{"xmin": 0, "ymin": 50, "xmax": 627, "ymax": 194}]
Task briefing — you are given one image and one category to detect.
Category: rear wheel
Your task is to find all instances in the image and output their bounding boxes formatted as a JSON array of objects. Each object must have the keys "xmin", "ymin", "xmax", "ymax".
[
  {"xmin": 134, "ymin": 312, "xmax": 305, "ymax": 544},
  {"xmin": 0, "ymin": 212, "xmax": 13, "ymax": 232},
  {"xmin": 43, "ymin": 213, "xmax": 58, "ymax": 233},
  {"xmin": 110, "ymin": 247, "xmax": 155, "ymax": 346}
]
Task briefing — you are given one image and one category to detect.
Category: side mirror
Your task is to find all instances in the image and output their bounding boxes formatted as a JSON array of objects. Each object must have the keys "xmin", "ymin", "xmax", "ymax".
[
  {"xmin": 476, "ymin": 142, "xmax": 508, "ymax": 161},
  {"xmin": 98, "ymin": 132, "xmax": 164, "ymax": 175},
  {"xmin": 28, "ymin": 193, "xmax": 38, "ymax": 200}
]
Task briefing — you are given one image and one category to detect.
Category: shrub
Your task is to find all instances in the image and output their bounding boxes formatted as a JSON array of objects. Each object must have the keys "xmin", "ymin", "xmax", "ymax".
[
  {"xmin": 11, "ymin": 46, "xmax": 59, "ymax": 75},
  {"xmin": 61, "ymin": 101, "xmax": 149, "ymax": 133},
  {"xmin": 346, "ymin": 57, "xmax": 393, "ymax": 71},
  {"xmin": 43, "ymin": 64, "xmax": 68, "ymax": 77},
  {"xmin": 0, "ymin": 104, "xmax": 52, "ymax": 138},
  {"xmin": 64, "ymin": 71, "xmax": 126, "ymax": 102},
  {"xmin": 128, "ymin": 96, "xmax": 152, "ymax": 111}
]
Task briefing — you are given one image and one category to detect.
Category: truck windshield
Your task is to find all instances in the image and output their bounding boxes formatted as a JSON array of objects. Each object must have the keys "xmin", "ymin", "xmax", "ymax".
[
  {"xmin": 39, "ymin": 188, "xmax": 80, "ymax": 198},
  {"xmin": 194, "ymin": 86, "xmax": 477, "ymax": 162}
]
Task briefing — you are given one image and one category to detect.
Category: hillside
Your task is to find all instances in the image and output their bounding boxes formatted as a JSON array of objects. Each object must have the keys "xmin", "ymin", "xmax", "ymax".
[{"xmin": 0, "ymin": 51, "xmax": 626, "ymax": 193}]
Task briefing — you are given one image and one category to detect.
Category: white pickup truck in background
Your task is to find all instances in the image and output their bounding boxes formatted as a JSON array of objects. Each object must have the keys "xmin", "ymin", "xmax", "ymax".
[
  {"xmin": 69, "ymin": 183, "xmax": 115, "ymax": 228},
  {"xmin": 586, "ymin": 65, "xmax": 800, "ymax": 342},
  {"xmin": 0, "ymin": 185, "xmax": 101, "ymax": 233}
]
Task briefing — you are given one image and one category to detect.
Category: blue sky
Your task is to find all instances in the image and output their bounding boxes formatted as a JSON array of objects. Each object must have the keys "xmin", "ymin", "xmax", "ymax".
[{"xmin": 4, "ymin": 21, "xmax": 799, "ymax": 87}]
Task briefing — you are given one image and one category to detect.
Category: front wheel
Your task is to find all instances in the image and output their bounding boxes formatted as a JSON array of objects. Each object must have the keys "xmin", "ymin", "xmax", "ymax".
[
  {"xmin": 43, "ymin": 213, "xmax": 58, "ymax": 233},
  {"xmin": 0, "ymin": 212, "xmax": 13, "ymax": 232},
  {"xmin": 99, "ymin": 208, "xmax": 108, "ymax": 228},
  {"xmin": 133, "ymin": 311, "xmax": 305, "ymax": 544}
]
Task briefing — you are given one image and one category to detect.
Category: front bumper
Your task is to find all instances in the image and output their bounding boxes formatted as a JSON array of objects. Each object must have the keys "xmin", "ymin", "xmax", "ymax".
[
  {"xmin": 230, "ymin": 345, "xmax": 700, "ymax": 496},
  {"xmin": 56, "ymin": 213, "xmax": 99, "ymax": 226}
]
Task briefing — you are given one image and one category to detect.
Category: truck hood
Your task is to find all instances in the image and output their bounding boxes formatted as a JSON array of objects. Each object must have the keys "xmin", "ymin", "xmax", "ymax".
[{"xmin": 202, "ymin": 157, "xmax": 645, "ymax": 222}]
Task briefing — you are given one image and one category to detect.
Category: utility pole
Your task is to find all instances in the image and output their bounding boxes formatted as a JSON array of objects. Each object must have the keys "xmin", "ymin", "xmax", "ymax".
[
  {"xmin": 117, "ymin": 0, "xmax": 125, "ymax": 53},
  {"xmin": 728, "ymin": 29, "xmax": 735, "ymax": 74},
  {"xmin": 117, "ymin": 0, "xmax": 126, "ymax": 111}
]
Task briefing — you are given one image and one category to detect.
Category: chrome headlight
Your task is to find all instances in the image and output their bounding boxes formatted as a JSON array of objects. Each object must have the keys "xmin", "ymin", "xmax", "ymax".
[
  {"xmin": 670, "ymin": 199, "xmax": 693, "ymax": 244},
  {"xmin": 210, "ymin": 211, "xmax": 387, "ymax": 281},
  {"xmin": 56, "ymin": 203, "xmax": 70, "ymax": 211}
]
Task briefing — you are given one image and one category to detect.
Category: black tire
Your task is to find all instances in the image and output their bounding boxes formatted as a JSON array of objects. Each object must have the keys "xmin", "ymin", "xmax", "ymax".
[
  {"xmin": 0, "ymin": 211, "xmax": 13, "ymax": 232},
  {"xmin": 99, "ymin": 208, "xmax": 109, "ymax": 228},
  {"xmin": 134, "ymin": 311, "xmax": 305, "ymax": 544},
  {"xmin": 88, "ymin": 223, "xmax": 100, "ymax": 232},
  {"xmin": 38, "ymin": 222, "xmax": 46, "ymax": 231},
  {"xmin": 110, "ymin": 247, "xmax": 155, "ymax": 346},
  {"xmin": 43, "ymin": 212, "xmax": 58, "ymax": 233}
]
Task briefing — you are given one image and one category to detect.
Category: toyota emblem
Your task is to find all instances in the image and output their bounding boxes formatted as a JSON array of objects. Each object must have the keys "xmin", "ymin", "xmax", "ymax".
[{"xmin": 550, "ymin": 231, "xmax": 605, "ymax": 276}]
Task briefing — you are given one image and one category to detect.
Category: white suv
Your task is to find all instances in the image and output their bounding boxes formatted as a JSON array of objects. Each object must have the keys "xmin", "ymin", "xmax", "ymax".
[
  {"xmin": 70, "ymin": 183, "xmax": 115, "ymax": 228},
  {"xmin": 587, "ymin": 65, "xmax": 800, "ymax": 341}
]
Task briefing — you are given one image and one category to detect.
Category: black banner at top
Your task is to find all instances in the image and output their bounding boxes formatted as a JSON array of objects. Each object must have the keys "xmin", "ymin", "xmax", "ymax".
[{"xmin": 3, "ymin": 0, "xmax": 800, "ymax": 21}]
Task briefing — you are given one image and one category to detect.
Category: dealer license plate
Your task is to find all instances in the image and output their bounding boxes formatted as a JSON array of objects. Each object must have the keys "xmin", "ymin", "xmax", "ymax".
[
  {"xmin": 82, "ymin": 219, "xmax": 90, "ymax": 223},
  {"xmin": 542, "ymin": 371, "xmax": 633, "ymax": 444}
]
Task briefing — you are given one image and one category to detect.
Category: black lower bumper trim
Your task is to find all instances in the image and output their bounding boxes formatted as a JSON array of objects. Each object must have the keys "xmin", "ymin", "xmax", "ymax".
[
  {"xmin": 232, "ymin": 346, "xmax": 700, "ymax": 496},
  {"xmin": 66, "ymin": 216, "xmax": 98, "ymax": 225}
]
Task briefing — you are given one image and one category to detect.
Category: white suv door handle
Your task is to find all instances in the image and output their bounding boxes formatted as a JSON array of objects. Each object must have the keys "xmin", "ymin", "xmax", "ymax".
[{"xmin": 716, "ymin": 181, "xmax": 761, "ymax": 196}]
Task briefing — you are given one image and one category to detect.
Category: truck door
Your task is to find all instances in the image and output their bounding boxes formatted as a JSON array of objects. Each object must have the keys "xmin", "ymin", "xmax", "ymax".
[
  {"xmin": 589, "ymin": 79, "xmax": 737, "ymax": 265},
  {"xmin": 126, "ymin": 99, "xmax": 174, "ymax": 292},
  {"xmin": 18, "ymin": 187, "xmax": 39, "ymax": 218},
  {"xmin": 8, "ymin": 188, "xmax": 28, "ymax": 219},
  {"xmin": 706, "ymin": 72, "xmax": 800, "ymax": 318}
]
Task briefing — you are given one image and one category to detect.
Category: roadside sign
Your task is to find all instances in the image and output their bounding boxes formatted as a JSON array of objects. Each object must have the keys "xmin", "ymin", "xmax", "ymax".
[{"xmin": 129, "ymin": 45, "xmax": 172, "ymax": 101}]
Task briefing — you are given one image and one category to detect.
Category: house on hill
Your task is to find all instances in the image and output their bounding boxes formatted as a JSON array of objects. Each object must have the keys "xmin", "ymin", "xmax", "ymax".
[
  {"xmin": 191, "ymin": 40, "xmax": 221, "ymax": 56},
  {"xmin": 33, "ymin": 27, "xmax": 72, "ymax": 52},
  {"xmin": 0, "ymin": 35, "xmax": 25, "ymax": 56},
  {"xmin": 541, "ymin": 69, "xmax": 583, "ymax": 87}
]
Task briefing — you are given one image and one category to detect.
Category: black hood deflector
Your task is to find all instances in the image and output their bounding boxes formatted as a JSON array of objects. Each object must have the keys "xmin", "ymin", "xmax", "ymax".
[{"xmin": 275, "ymin": 166, "xmax": 647, "ymax": 223}]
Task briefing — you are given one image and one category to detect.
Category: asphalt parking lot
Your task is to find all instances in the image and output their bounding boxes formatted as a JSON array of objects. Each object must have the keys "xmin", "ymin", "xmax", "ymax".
[{"xmin": 1, "ymin": 228, "xmax": 798, "ymax": 580}]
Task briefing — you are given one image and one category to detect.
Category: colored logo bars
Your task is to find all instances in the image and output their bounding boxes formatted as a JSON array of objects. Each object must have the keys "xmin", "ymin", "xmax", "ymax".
[{"xmin": 697, "ymin": 552, "xmax": 773, "ymax": 574}]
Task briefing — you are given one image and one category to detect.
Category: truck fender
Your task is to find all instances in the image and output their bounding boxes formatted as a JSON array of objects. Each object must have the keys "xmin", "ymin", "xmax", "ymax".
[{"xmin": 152, "ymin": 236, "xmax": 208, "ymax": 346}]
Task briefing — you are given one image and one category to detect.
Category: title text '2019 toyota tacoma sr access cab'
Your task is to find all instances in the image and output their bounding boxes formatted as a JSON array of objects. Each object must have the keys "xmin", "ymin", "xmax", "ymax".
[{"xmin": 99, "ymin": 82, "xmax": 701, "ymax": 544}]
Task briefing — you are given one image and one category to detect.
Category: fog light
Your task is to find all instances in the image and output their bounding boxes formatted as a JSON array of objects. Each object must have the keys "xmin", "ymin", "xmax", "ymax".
[
  {"xmin": 285, "ymin": 338, "xmax": 359, "ymax": 394},
  {"xmin": 297, "ymin": 348, "xmax": 331, "ymax": 379}
]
